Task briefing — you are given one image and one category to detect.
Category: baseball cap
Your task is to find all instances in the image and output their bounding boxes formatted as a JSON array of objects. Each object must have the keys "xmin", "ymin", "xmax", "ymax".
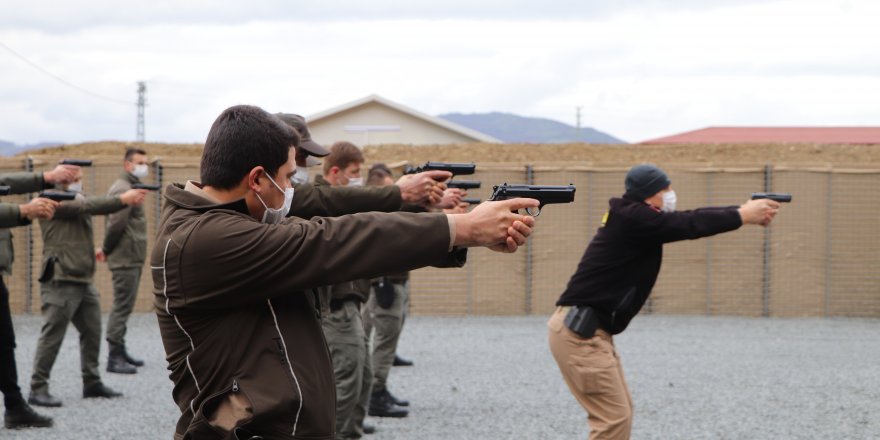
[{"xmin": 275, "ymin": 113, "xmax": 329, "ymax": 157}]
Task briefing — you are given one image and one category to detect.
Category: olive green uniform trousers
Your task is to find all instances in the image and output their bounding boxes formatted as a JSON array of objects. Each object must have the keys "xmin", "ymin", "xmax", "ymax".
[
  {"xmin": 322, "ymin": 301, "xmax": 372, "ymax": 440},
  {"xmin": 30, "ymin": 281, "xmax": 103, "ymax": 393},
  {"xmin": 363, "ymin": 280, "xmax": 408, "ymax": 393},
  {"xmin": 104, "ymin": 266, "xmax": 142, "ymax": 346}
]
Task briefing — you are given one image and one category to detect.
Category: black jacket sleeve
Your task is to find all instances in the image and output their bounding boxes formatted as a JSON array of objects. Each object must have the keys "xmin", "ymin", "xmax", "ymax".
[{"xmin": 622, "ymin": 204, "xmax": 743, "ymax": 244}]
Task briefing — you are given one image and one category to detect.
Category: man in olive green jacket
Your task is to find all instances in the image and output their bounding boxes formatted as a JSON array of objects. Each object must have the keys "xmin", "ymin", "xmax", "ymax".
[
  {"xmin": 1, "ymin": 165, "xmax": 78, "ymax": 429},
  {"xmin": 0, "ymin": 166, "xmax": 79, "ymax": 282},
  {"xmin": 28, "ymin": 172, "xmax": 147, "ymax": 408},
  {"xmin": 97, "ymin": 147, "xmax": 151, "ymax": 374}
]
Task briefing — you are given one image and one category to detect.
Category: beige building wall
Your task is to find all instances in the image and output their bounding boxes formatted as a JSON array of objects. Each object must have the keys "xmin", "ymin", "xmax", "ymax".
[{"xmin": 307, "ymin": 102, "xmax": 482, "ymax": 146}]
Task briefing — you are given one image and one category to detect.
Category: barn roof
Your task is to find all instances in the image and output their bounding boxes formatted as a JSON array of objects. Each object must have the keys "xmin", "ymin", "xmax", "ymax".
[{"xmin": 306, "ymin": 94, "xmax": 501, "ymax": 143}]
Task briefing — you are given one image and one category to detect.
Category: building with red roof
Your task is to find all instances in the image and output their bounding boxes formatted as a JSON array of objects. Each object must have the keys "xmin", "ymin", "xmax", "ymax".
[{"xmin": 641, "ymin": 127, "xmax": 880, "ymax": 145}]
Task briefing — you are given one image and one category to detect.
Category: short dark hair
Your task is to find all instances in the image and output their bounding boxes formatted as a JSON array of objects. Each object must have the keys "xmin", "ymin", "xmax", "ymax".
[
  {"xmin": 124, "ymin": 147, "xmax": 147, "ymax": 161},
  {"xmin": 367, "ymin": 163, "xmax": 393, "ymax": 186},
  {"xmin": 201, "ymin": 105, "xmax": 300, "ymax": 189},
  {"xmin": 323, "ymin": 141, "xmax": 364, "ymax": 174}
]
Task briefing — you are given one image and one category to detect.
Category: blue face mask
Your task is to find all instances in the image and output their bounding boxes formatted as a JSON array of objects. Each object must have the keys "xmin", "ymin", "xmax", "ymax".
[{"xmin": 255, "ymin": 171, "xmax": 294, "ymax": 224}]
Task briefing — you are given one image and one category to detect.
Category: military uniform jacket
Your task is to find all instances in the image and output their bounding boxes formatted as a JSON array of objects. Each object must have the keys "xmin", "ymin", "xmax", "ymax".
[
  {"xmin": 0, "ymin": 206, "xmax": 29, "ymax": 229},
  {"xmin": 0, "ymin": 172, "xmax": 52, "ymax": 274},
  {"xmin": 290, "ymin": 175, "xmax": 401, "ymax": 219},
  {"xmin": 153, "ymin": 182, "xmax": 465, "ymax": 440},
  {"xmin": 39, "ymin": 194, "xmax": 126, "ymax": 284},
  {"xmin": 305, "ymin": 175, "xmax": 401, "ymax": 307},
  {"xmin": 103, "ymin": 172, "xmax": 148, "ymax": 269}
]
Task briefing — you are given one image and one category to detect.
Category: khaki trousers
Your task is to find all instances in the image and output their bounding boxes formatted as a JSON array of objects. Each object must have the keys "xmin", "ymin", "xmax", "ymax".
[{"xmin": 548, "ymin": 307, "xmax": 633, "ymax": 440}]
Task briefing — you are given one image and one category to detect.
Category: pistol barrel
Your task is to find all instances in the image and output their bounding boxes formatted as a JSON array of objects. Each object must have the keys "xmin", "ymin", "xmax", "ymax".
[
  {"xmin": 447, "ymin": 180, "xmax": 481, "ymax": 190},
  {"xmin": 405, "ymin": 162, "xmax": 476, "ymax": 176},
  {"xmin": 751, "ymin": 192, "xmax": 792, "ymax": 203},
  {"xmin": 59, "ymin": 159, "xmax": 93, "ymax": 167},
  {"xmin": 38, "ymin": 191, "xmax": 78, "ymax": 201}
]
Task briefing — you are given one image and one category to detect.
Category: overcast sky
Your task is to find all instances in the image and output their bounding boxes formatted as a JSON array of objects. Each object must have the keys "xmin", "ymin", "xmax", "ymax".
[{"xmin": 1, "ymin": 0, "xmax": 878, "ymax": 145}]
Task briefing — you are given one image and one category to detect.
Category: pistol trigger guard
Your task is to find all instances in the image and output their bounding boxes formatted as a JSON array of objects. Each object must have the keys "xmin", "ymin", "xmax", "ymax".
[{"xmin": 525, "ymin": 206, "xmax": 541, "ymax": 217}]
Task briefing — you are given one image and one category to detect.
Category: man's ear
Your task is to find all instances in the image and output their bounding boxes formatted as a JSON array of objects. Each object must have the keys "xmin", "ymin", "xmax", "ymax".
[{"xmin": 247, "ymin": 166, "xmax": 265, "ymax": 193}]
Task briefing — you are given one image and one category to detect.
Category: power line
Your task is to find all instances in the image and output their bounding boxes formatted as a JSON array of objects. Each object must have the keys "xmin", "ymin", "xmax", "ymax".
[{"xmin": 0, "ymin": 41, "xmax": 135, "ymax": 106}]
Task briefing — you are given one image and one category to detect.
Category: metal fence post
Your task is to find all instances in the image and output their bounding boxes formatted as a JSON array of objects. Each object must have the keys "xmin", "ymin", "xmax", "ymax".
[
  {"xmin": 24, "ymin": 156, "xmax": 34, "ymax": 314},
  {"xmin": 824, "ymin": 170, "xmax": 833, "ymax": 317},
  {"xmin": 706, "ymin": 171, "xmax": 713, "ymax": 315},
  {"xmin": 761, "ymin": 164, "xmax": 772, "ymax": 317},
  {"xmin": 586, "ymin": 170, "xmax": 592, "ymax": 234},
  {"xmin": 154, "ymin": 160, "xmax": 164, "ymax": 228},
  {"xmin": 524, "ymin": 164, "xmax": 534, "ymax": 315},
  {"xmin": 466, "ymin": 252, "xmax": 474, "ymax": 316}
]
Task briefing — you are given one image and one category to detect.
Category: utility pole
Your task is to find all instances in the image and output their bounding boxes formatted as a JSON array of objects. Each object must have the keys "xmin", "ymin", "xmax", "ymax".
[
  {"xmin": 575, "ymin": 106, "xmax": 582, "ymax": 140},
  {"xmin": 136, "ymin": 81, "xmax": 146, "ymax": 142}
]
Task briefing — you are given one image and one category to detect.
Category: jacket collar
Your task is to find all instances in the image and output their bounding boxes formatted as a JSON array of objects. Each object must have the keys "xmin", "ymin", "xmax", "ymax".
[
  {"xmin": 122, "ymin": 171, "xmax": 141, "ymax": 184},
  {"xmin": 164, "ymin": 181, "xmax": 251, "ymax": 215},
  {"xmin": 621, "ymin": 192, "xmax": 643, "ymax": 203},
  {"xmin": 313, "ymin": 174, "xmax": 329, "ymax": 186}
]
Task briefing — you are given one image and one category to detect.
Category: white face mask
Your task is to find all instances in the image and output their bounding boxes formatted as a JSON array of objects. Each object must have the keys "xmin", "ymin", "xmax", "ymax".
[
  {"xmin": 66, "ymin": 182, "xmax": 83, "ymax": 193},
  {"xmin": 661, "ymin": 190, "xmax": 677, "ymax": 213},
  {"xmin": 255, "ymin": 171, "xmax": 294, "ymax": 224},
  {"xmin": 132, "ymin": 164, "xmax": 149, "ymax": 179},
  {"xmin": 291, "ymin": 166, "xmax": 310, "ymax": 184},
  {"xmin": 346, "ymin": 177, "xmax": 364, "ymax": 187}
]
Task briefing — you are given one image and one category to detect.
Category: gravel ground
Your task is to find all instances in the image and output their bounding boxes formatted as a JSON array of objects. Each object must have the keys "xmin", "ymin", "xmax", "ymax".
[{"xmin": 4, "ymin": 313, "xmax": 879, "ymax": 439}]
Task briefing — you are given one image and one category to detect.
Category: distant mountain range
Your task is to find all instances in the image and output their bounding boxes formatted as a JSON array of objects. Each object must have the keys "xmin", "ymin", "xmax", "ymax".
[
  {"xmin": 439, "ymin": 112, "xmax": 625, "ymax": 144},
  {"xmin": 0, "ymin": 140, "xmax": 63, "ymax": 156}
]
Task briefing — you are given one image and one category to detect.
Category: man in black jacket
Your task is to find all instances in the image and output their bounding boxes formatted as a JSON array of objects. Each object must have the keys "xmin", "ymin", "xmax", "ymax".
[{"xmin": 548, "ymin": 164, "xmax": 780, "ymax": 440}]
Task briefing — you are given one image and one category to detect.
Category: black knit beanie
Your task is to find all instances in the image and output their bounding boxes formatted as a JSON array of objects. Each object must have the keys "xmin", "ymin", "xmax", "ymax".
[{"xmin": 625, "ymin": 164, "xmax": 671, "ymax": 199}]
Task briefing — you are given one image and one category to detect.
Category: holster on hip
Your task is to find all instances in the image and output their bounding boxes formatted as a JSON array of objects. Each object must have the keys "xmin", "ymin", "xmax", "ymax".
[
  {"xmin": 374, "ymin": 277, "xmax": 396, "ymax": 309},
  {"xmin": 38, "ymin": 256, "xmax": 57, "ymax": 283},
  {"xmin": 563, "ymin": 305, "xmax": 599, "ymax": 339}
]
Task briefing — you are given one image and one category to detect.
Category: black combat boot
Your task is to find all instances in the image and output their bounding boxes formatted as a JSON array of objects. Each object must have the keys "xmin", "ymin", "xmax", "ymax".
[
  {"xmin": 107, "ymin": 343, "xmax": 137, "ymax": 374},
  {"xmin": 392, "ymin": 354, "xmax": 413, "ymax": 367},
  {"xmin": 122, "ymin": 344, "xmax": 144, "ymax": 367},
  {"xmin": 83, "ymin": 382, "xmax": 123, "ymax": 399},
  {"xmin": 385, "ymin": 388, "xmax": 409, "ymax": 407},
  {"xmin": 4, "ymin": 401, "xmax": 53, "ymax": 429},
  {"xmin": 27, "ymin": 390, "xmax": 62, "ymax": 408},
  {"xmin": 368, "ymin": 388, "xmax": 408, "ymax": 418}
]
